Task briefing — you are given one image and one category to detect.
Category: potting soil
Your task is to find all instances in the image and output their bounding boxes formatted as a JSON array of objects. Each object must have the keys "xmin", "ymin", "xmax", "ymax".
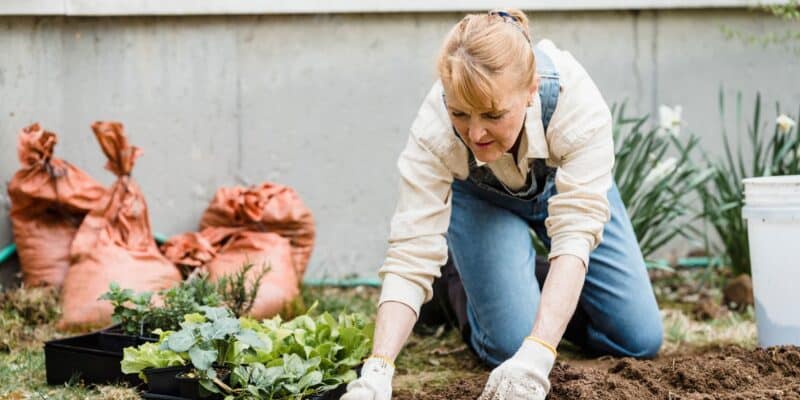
[{"xmin": 394, "ymin": 345, "xmax": 800, "ymax": 399}]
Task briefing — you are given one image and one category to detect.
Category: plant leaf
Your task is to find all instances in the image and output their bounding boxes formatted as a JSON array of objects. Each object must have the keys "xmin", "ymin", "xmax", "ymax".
[
  {"xmin": 235, "ymin": 329, "xmax": 268, "ymax": 350},
  {"xmin": 166, "ymin": 329, "xmax": 195, "ymax": 353},
  {"xmin": 189, "ymin": 346, "xmax": 217, "ymax": 371}
]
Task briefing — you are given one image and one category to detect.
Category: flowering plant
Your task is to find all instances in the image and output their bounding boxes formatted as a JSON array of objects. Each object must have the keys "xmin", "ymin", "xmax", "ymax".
[
  {"xmin": 613, "ymin": 103, "xmax": 712, "ymax": 261},
  {"xmin": 697, "ymin": 92, "xmax": 800, "ymax": 276}
]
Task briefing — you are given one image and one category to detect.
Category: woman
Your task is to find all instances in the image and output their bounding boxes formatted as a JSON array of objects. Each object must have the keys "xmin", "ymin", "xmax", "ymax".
[{"xmin": 343, "ymin": 9, "xmax": 663, "ymax": 400}]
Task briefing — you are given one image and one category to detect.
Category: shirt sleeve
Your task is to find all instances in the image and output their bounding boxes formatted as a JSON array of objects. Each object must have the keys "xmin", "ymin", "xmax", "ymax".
[
  {"xmin": 543, "ymin": 45, "xmax": 615, "ymax": 268},
  {"xmin": 377, "ymin": 108, "xmax": 454, "ymax": 317}
]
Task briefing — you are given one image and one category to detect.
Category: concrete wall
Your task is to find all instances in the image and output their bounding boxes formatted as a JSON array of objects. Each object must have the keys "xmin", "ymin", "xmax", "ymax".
[{"xmin": 1, "ymin": 9, "xmax": 799, "ymax": 279}]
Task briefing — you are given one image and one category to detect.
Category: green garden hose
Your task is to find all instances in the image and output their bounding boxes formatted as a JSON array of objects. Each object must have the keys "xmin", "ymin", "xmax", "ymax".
[
  {"xmin": 0, "ymin": 240, "xmax": 382, "ymax": 287},
  {"xmin": 0, "ymin": 240, "xmax": 716, "ymax": 287}
]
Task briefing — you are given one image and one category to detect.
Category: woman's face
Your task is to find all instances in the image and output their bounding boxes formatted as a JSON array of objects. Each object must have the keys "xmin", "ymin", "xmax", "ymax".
[{"xmin": 444, "ymin": 70, "xmax": 537, "ymax": 163}]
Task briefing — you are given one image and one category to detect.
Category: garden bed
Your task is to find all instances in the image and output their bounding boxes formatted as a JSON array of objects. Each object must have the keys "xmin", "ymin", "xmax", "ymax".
[
  {"xmin": 0, "ymin": 282, "xmax": 773, "ymax": 400},
  {"xmin": 394, "ymin": 345, "xmax": 800, "ymax": 399}
]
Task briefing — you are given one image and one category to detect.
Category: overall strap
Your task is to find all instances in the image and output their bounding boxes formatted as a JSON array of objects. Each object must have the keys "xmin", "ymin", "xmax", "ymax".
[{"xmin": 533, "ymin": 44, "xmax": 560, "ymax": 134}]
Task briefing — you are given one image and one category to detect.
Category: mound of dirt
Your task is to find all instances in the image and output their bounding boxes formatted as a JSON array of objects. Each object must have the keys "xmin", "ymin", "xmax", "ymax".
[
  {"xmin": 551, "ymin": 345, "xmax": 800, "ymax": 400},
  {"xmin": 394, "ymin": 345, "xmax": 800, "ymax": 400}
]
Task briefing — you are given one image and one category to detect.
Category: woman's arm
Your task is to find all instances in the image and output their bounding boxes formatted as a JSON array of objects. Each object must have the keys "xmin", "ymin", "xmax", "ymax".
[
  {"xmin": 543, "ymin": 56, "xmax": 615, "ymax": 261},
  {"xmin": 371, "ymin": 301, "xmax": 418, "ymax": 361},
  {"xmin": 375, "ymin": 81, "xmax": 458, "ymax": 356},
  {"xmin": 378, "ymin": 83, "xmax": 457, "ymax": 318},
  {"xmin": 530, "ymin": 254, "xmax": 586, "ymax": 347},
  {"xmin": 532, "ymin": 42, "xmax": 616, "ymax": 347},
  {"xmin": 340, "ymin": 84, "xmax": 457, "ymax": 400}
]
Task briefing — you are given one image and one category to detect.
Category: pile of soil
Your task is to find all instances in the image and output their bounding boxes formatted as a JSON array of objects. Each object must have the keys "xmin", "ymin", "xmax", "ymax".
[{"xmin": 394, "ymin": 345, "xmax": 800, "ymax": 400}]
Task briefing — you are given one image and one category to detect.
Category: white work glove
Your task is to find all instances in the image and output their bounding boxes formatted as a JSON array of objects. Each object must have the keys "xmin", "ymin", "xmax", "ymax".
[
  {"xmin": 478, "ymin": 336, "xmax": 557, "ymax": 400},
  {"xmin": 341, "ymin": 356, "xmax": 395, "ymax": 400}
]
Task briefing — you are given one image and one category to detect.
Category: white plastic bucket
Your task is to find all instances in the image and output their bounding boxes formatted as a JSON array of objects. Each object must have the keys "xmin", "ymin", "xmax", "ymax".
[{"xmin": 742, "ymin": 175, "xmax": 800, "ymax": 347}]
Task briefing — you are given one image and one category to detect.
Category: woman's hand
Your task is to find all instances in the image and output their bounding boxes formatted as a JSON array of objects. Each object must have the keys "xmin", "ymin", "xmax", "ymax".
[
  {"xmin": 341, "ymin": 300, "xmax": 417, "ymax": 400},
  {"xmin": 478, "ymin": 338, "xmax": 556, "ymax": 400},
  {"xmin": 480, "ymin": 254, "xmax": 586, "ymax": 399},
  {"xmin": 341, "ymin": 356, "xmax": 395, "ymax": 400}
]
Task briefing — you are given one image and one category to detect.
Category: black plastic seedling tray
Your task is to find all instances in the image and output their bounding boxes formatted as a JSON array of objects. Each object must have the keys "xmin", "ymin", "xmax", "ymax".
[
  {"xmin": 141, "ymin": 385, "xmax": 347, "ymax": 400},
  {"xmin": 141, "ymin": 393, "xmax": 187, "ymax": 400},
  {"xmin": 144, "ymin": 365, "xmax": 191, "ymax": 396},
  {"xmin": 44, "ymin": 329, "xmax": 157, "ymax": 386},
  {"xmin": 175, "ymin": 372, "xmax": 225, "ymax": 400},
  {"xmin": 99, "ymin": 326, "xmax": 159, "ymax": 350},
  {"xmin": 140, "ymin": 365, "xmax": 360, "ymax": 400}
]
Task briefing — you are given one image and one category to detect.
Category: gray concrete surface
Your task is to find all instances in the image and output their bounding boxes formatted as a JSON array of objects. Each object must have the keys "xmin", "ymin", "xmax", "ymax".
[{"xmin": 1, "ymin": 9, "xmax": 799, "ymax": 280}]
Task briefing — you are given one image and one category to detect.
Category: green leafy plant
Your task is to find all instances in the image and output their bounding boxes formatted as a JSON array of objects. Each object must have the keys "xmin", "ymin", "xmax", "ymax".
[
  {"xmin": 162, "ymin": 306, "xmax": 268, "ymax": 394},
  {"xmin": 99, "ymin": 261, "xmax": 273, "ymax": 336},
  {"xmin": 697, "ymin": 92, "xmax": 800, "ymax": 276},
  {"xmin": 120, "ymin": 330, "xmax": 187, "ymax": 381},
  {"xmin": 227, "ymin": 308, "xmax": 373, "ymax": 399},
  {"xmin": 123, "ymin": 303, "xmax": 374, "ymax": 399},
  {"xmin": 99, "ymin": 274, "xmax": 223, "ymax": 336},
  {"xmin": 612, "ymin": 104, "xmax": 713, "ymax": 261},
  {"xmin": 99, "ymin": 283, "xmax": 156, "ymax": 336},
  {"xmin": 216, "ymin": 261, "xmax": 269, "ymax": 318},
  {"xmin": 185, "ymin": 273, "xmax": 225, "ymax": 309}
]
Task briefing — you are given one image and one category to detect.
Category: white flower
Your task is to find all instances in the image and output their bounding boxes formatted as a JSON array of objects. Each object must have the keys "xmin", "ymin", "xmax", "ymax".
[
  {"xmin": 644, "ymin": 157, "xmax": 678, "ymax": 186},
  {"xmin": 659, "ymin": 105, "xmax": 682, "ymax": 137},
  {"xmin": 776, "ymin": 114, "xmax": 796, "ymax": 135}
]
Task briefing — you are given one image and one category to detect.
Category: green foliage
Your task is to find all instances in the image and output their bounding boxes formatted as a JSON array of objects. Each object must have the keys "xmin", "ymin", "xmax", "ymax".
[
  {"xmin": 612, "ymin": 104, "xmax": 713, "ymax": 259},
  {"xmin": 161, "ymin": 306, "xmax": 268, "ymax": 388},
  {"xmin": 299, "ymin": 285, "xmax": 378, "ymax": 318},
  {"xmin": 697, "ymin": 92, "xmax": 800, "ymax": 276},
  {"xmin": 100, "ymin": 261, "xmax": 273, "ymax": 336},
  {"xmin": 216, "ymin": 262, "xmax": 269, "ymax": 318},
  {"xmin": 227, "ymin": 307, "xmax": 373, "ymax": 399},
  {"xmin": 120, "ymin": 341, "xmax": 187, "ymax": 380},
  {"xmin": 123, "ymin": 303, "xmax": 373, "ymax": 399},
  {"xmin": 721, "ymin": 0, "xmax": 800, "ymax": 55},
  {"xmin": 99, "ymin": 275, "xmax": 223, "ymax": 336},
  {"xmin": 99, "ymin": 283, "xmax": 155, "ymax": 336}
]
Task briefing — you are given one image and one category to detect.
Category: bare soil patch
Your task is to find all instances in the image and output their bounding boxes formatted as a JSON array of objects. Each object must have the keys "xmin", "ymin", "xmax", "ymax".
[{"xmin": 394, "ymin": 345, "xmax": 800, "ymax": 400}]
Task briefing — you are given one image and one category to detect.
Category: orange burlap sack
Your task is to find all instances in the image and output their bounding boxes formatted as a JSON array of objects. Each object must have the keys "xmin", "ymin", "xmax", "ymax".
[
  {"xmin": 7, "ymin": 123, "xmax": 106, "ymax": 288},
  {"xmin": 160, "ymin": 226, "xmax": 237, "ymax": 277},
  {"xmin": 199, "ymin": 182, "xmax": 315, "ymax": 277},
  {"xmin": 57, "ymin": 122, "xmax": 182, "ymax": 331},
  {"xmin": 162, "ymin": 227, "xmax": 298, "ymax": 319}
]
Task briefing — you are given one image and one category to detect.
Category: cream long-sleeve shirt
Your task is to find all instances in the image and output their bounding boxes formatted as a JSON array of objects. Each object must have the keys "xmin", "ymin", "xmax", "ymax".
[{"xmin": 378, "ymin": 39, "xmax": 615, "ymax": 316}]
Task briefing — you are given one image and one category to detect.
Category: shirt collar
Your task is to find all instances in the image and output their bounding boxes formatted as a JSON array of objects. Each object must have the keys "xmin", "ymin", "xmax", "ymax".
[{"xmin": 473, "ymin": 94, "xmax": 550, "ymax": 167}]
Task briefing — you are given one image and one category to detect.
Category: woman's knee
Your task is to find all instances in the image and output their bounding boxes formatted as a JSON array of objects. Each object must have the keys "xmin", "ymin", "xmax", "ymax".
[
  {"xmin": 614, "ymin": 316, "xmax": 663, "ymax": 359},
  {"xmin": 473, "ymin": 329, "xmax": 527, "ymax": 367},
  {"xmin": 469, "ymin": 306, "xmax": 535, "ymax": 367}
]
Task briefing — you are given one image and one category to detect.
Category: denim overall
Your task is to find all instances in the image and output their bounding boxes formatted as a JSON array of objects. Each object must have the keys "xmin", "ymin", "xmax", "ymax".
[{"xmin": 434, "ymin": 45, "xmax": 663, "ymax": 367}]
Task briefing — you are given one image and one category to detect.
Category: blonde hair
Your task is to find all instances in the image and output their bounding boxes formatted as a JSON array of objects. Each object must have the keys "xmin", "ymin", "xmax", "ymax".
[{"xmin": 437, "ymin": 9, "xmax": 535, "ymax": 111}]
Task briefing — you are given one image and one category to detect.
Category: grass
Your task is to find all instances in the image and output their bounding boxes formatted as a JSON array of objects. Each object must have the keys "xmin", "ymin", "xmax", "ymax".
[
  {"xmin": 0, "ymin": 277, "xmax": 757, "ymax": 399},
  {"xmin": 299, "ymin": 285, "xmax": 378, "ymax": 317},
  {"xmin": 394, "ymin": 327, "xmax": 485, "ymax": 394},
  {"xmin": 661, "ymin": 307, "xmax": 757, "ymax": 354}
]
